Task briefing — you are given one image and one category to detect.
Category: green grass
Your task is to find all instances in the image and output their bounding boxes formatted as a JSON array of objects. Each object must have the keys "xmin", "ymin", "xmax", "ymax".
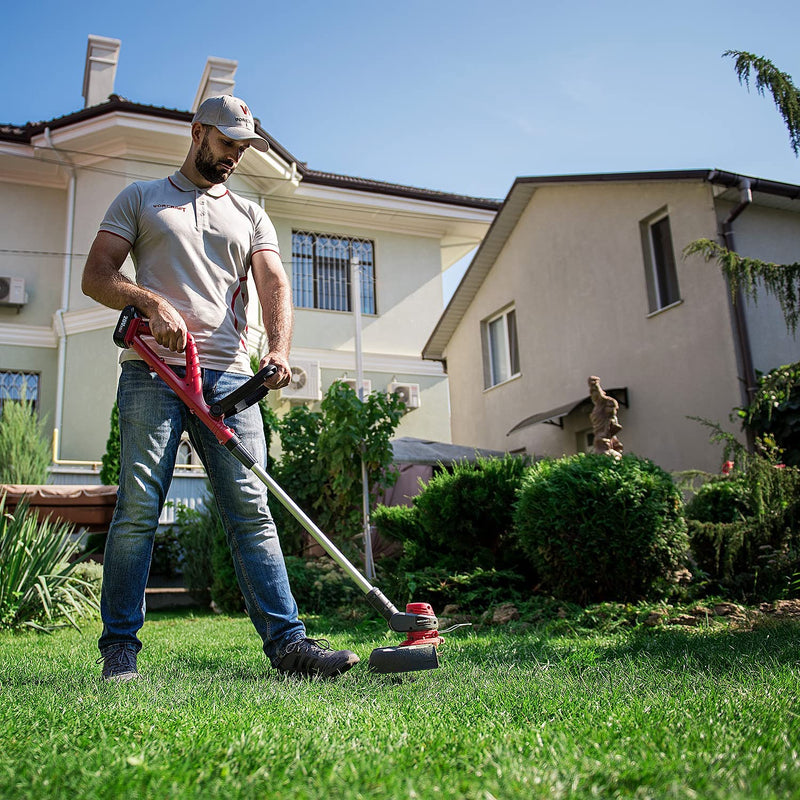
[{"xmin": 1, "ymin": 612, "xmax": 798, "ymax": 799}]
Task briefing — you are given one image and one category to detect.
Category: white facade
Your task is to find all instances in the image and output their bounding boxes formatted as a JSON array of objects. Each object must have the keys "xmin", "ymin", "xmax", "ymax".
[
  {"xmin": 425, "ymin": 171, "xmax": 800, "ymax": 475},
  {"xmin": 0, "ymin": 38, "xmax": 497, "ymax": 477}
]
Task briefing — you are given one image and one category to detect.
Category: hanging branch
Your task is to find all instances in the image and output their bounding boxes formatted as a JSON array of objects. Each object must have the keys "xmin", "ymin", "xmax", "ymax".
[
  {"xmin": 724, "ymin": 50, "xmax": 800, "ymax": 155},
  {"xmin": 683, "ymin": 239, "xmax": 800, "ymax": 334}
]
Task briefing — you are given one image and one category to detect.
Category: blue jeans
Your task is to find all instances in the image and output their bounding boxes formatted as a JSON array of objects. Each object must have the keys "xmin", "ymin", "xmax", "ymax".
[{"xmin": 98, "ymin": 359, "xmax": 306, "ymax": 664}]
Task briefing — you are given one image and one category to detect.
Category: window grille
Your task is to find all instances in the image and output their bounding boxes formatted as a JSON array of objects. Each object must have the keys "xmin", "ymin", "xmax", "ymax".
[
  {"xmin": 292, "ymin": 231, "xmax": 376, "ymax": 314},
  {"xmin": 0, "ymin": 370, "xmax": 40, "ymax": 412}
]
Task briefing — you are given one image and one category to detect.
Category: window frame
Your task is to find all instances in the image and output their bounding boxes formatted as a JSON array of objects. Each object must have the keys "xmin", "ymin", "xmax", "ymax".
[
  {"xmin": 0, "ymin": 370, "xmax": 40, "ymax": 413},
  {"xmin": 640, "ymin": 209, "xmax": 681, "ymax": 314},
  {"xmin": 482, "ymin": 306, "xmax": 521, "ymax": 389},
  {"xmin": 291, "ymin": 230, "xmax": 377, "ymax": 315}
]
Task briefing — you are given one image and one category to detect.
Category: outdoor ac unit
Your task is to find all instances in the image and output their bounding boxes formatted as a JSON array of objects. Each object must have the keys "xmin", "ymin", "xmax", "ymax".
[
  {"xmin": 388, "ymin": 381, "xmax": 421, "ymax": 410},
  {"xmin": 281, "ymin": 359, "xmax": 321, "ymax": 402},
  {"xmin": 342, "ymin": 377, "xmax": 372, "ymax": 397},
  {"xmin": 0, "ymin": 276, "xmax": 27, "ymax": 306}
]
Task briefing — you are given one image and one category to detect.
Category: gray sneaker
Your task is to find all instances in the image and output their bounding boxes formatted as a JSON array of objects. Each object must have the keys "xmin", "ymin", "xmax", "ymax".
[
  {"xmin": 97, "ymin": 644, "xmax": 140, "ymax": 682},
  {"xmin": 276, "ymin": 637, "xmax": 359, "ymax": 679}
]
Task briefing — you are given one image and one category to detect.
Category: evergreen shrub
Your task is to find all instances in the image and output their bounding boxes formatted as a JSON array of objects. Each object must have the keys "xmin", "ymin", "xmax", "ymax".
[
  {"xmin": 513, "ymin": 453, "xmax": 689, "ymax": 603},
  {"xmin": 374, "ymin": 455, "xmax": 533, "ymax": 581},
  {"xmin": 684, "ymin": 477, "xmax": 751, "ymax": 524},
  {"xmin": 0, "ymin": 400, "xmax": 51, "ymax": 484}
]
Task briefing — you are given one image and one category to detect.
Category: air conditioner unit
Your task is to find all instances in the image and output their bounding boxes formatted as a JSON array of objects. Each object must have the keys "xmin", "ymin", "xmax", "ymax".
[
  {"xmin": 281, "ymin": 359, "xmax": 321, "ymax": 402},
  {"xmin": 388, "ymin": 381, "xmax": 421, "ymax": 410},
  {"xmin": 0, "ymin": 276, "xmax": 27, "ymax": 306},
  {"xmin": 342, "ymin": 377, "xmax": 372, "ymax": 397}
]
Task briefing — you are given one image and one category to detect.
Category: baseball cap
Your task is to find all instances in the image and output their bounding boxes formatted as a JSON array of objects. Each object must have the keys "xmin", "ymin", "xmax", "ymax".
[{"xmin": 192, "ymin": 95, "xmax": 269, "ymax": 152}]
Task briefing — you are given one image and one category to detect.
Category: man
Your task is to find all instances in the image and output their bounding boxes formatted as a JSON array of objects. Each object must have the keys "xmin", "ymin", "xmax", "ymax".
[{"xmin": 82, "ymin": 95, "xmax": 358, "ymax": 681}]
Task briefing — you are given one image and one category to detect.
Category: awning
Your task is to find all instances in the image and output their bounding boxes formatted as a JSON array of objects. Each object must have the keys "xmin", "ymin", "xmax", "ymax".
[
  {"xmin": 391, "ymin": 436, "xmax": 507, "ymax": 466},
  {"xmin": 507, "ymin": 387, "xmax": 628, "ymax": 436}
]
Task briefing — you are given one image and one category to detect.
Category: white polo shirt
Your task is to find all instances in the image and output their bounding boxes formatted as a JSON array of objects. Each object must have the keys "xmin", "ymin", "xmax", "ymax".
[{"xmin": 100, "ymin": 170, "xmax": 280, "ymax": 374}]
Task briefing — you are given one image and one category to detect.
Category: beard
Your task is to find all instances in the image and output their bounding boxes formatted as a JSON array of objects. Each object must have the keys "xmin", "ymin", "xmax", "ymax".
[{"xmin": 194, "ymin": 130, "xmax": 234, "ymax": 184}]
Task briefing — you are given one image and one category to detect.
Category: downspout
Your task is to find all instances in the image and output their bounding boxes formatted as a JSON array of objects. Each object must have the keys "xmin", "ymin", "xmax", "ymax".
[
  {"xmin": 717, "ymin": 175, "xmax": 757, "ymax": 447},
  {"xmin": 44, "ymin": 127, "xmax": 77, "ymax": 464}
]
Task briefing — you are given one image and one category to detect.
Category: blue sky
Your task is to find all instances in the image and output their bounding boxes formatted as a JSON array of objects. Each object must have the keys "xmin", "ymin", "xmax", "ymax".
[
  {"xmin": 3, "ymin": 1, "xmax": 799, "ymax": 294},
  {"xmin": 3, "ymin": 0, "xmax": 799, "ymax": 200}
]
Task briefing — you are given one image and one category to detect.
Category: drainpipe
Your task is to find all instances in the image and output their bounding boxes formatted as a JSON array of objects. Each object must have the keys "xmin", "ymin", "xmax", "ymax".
[
  {"xmin": 718, "ymin": 176, "xmax": 757, "ymax": 447},
  {"xmin": 44, "ymin": 127, "xmax": 77, "ymax": 464}
]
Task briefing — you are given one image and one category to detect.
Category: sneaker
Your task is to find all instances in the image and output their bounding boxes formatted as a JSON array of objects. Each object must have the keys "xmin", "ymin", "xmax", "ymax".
[
  {"xmin": 276, "ymin": 637, "xmax": 359, "ymax": 679},
  {"xmin": 97, "ymin": 644, "xmax": 140, "ymax": 682}
]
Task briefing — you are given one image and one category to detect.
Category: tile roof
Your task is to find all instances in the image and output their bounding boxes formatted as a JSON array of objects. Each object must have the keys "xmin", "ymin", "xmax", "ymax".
[{"xmin": 1, "ymin": 96, "xmax": 501, "ymax": 210}]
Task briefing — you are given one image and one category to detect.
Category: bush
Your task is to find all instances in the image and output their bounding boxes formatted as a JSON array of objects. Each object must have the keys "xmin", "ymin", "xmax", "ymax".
[
  {"xmin": 513, "ymin": 454, "xmax": 689, "ymax": 604},
  {"xmin": 374, "ymin": 455, "xmax": 534, "ymax": 586},
  {"xmin": 386, "ymin": 566, "xmax": 528, "ymax": 614},
  {"xmin": 284, "ymin": 556, "xmax": 360, "ymax": 615},
  {"xmin": 740, "ymin": 362, "xmax": 800, "ymax": 467},
  {"xmin": 100, "ymin": 401, "xmax": 120, "ymax": 486},
  {"xmin": 684, "ymin": 477, "xmax": 751, "ymax": 523},
  {"xmin": 169, "ymin": 501, "xmax": 221, "ymax": 606},
  {"xmin": 413, "ymin": 455, "xmax": 531, "ymax": 573},
  {"xmin": 685, "ymin": 440, "xmax": 800, "ymax": 600},
  {"xmin": 0, "ymin": 400, "xmax": 51, "ymax": 484},
  {"xmin": 0, "ymin": 496, "xmax": 99, "ymax": 631}
]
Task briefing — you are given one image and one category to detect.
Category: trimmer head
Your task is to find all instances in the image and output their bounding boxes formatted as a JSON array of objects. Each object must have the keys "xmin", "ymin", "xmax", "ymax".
[
  {"xmin": 368, "ymin": 602, "xmax": 443, "ymax": 674},
  {"xmin": 368, "ymin": 643, "xmax": 439, "ymax": 674}
]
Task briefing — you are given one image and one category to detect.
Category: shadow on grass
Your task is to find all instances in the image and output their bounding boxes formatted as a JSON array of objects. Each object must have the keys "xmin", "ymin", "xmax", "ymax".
[{"xmin": 451, "ymin": 619, "xmax": 800, "ymax": 674}]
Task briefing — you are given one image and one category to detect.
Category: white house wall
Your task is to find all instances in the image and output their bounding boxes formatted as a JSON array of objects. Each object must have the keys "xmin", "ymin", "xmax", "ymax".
[
  {"xmin": 445, "ymin": 179, "xmax": 746, "ymax": 474},
  {"xmin": 1, "ymin": 115, "xmax": 492, "ymax": 463},
  {"xmin": 716, "ymin": 200, "xmax": 800, "ymax": 372}
]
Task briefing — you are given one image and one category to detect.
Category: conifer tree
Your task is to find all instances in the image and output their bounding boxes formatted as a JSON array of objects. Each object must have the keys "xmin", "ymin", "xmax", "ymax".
[{"xmin": 684, "ymin": 51, "xmax": 800, "ymax": 334}]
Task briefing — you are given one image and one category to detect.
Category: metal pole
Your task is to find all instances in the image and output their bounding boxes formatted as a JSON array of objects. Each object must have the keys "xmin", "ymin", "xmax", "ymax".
[{"xmin": 351, "ymin": 256, "xmax": 375, "ymax": 579}]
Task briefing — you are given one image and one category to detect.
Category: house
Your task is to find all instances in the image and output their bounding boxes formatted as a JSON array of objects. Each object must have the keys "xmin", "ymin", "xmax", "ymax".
[
  {"xmin": 0, "ymin": 35, "xmax": 498, "ymax": 511},
  {"xmin": 423, "ymin": 169, "xmax": 800, "ymax": 474}
]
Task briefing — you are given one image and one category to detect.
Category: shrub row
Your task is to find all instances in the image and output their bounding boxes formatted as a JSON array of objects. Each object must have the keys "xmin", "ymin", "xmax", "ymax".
[{"xmin": 162, "ymin": 447, "xmax": 799, "ymax": 618}]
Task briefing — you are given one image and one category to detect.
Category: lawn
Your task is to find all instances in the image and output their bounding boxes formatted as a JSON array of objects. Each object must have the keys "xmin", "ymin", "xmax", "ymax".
[{"xmin": 1, "ymin": 611, "xmax": 798, "ymax": 799}]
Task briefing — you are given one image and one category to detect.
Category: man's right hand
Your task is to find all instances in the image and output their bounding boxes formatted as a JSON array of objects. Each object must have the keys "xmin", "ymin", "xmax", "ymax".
[{"xmin": 147, "ymin": 300, "xmax": 188, "ymax": 353}]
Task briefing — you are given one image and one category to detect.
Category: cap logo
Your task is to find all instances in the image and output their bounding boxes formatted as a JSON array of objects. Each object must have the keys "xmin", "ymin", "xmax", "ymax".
[{"xmin": 240, "ymin": 103, "xmax": 250, "ymax": 117}]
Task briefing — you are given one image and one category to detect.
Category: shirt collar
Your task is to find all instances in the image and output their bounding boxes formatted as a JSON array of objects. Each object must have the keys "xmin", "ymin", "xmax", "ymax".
[{"xmin": 169, "ymin": 170, "xmax": 229, "ymax": 198}]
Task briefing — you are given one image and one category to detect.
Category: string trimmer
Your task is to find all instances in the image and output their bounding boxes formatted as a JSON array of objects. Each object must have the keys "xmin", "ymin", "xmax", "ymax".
[{"xmin": 113, "ymin": 306, "xmax": 447, "ymax": 674}]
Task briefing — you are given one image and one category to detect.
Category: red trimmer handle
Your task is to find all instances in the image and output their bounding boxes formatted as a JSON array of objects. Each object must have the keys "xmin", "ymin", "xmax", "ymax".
[{"xmin": 113, "ymin": 305, "xmax": 233, "ymax": 447}]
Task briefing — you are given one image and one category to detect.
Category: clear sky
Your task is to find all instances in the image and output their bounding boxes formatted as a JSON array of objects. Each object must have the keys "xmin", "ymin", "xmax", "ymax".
[
  {"xmin": 2, "ymin": 1, "xmax": 799, "ymax": 293},
  {"xmin": 4, "ymin": 0, "xmax": 800, "ymax": 199}
]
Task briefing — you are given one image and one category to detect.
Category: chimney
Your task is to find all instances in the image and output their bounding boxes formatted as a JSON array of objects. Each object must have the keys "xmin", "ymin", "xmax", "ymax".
[
  {"xmin": 82, "ymin": 35, "xmax": 121, "ymax": 108},
  {"xmin": 192, "ymin": 57, "xmax": 238, "ymax": 111}
]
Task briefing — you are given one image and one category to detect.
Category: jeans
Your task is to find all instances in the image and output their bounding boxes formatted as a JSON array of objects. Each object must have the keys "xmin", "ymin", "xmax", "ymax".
[{"xmin": 98, "ymin": 359, "xmax": 306, "ymax": 664}]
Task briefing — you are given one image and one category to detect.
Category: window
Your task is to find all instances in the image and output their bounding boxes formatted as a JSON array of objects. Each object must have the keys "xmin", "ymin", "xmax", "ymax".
[
  {"xmin": 482, "ymin": 307, "xmax": 520, "ymax": 388},
  {"xmin": 641, "ymin": 211, "xmax": 680, "ymax": 312},
  {"xmin": 292, "ymin": 231, "xmax": 376, "ymax": 314},
  {"xmin": 0, "ymin": 370, "xmax": 40, "ymax": 412}
]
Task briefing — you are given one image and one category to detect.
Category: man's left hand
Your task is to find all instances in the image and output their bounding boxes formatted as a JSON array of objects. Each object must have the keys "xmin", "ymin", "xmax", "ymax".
[{"xmin": 261, "ymin": 353, "xmax": 291, "ymax": 390}]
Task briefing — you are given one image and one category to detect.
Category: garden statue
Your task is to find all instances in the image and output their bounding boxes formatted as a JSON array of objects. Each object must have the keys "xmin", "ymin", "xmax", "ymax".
[{"xmin": 588, "ymin": 376, "xmax": 623, "ymax": 459}]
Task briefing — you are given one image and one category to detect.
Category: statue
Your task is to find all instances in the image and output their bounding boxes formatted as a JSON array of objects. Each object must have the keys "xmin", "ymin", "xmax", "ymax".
[{"xmin": 588, "ymin": 376, "xmax": 623, "ymax": 459}]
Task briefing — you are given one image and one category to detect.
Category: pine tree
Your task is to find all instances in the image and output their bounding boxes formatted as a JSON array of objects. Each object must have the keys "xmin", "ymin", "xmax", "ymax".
[{"xmin": 684, "ymin": 51, "xmax": 800, "ymax": 334}]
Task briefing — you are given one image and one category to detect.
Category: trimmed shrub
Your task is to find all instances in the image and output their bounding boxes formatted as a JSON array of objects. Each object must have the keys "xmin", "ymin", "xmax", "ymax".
[
  {"xmin": 513, "ymin": 453, "xmax": 689, "ymax": 603},
  {"xmin": 374, "ymin": 455, "xmax": 534, "ymax": 589},
  {"xmin": 684, "ymin": 477, "xmax": 751, "ymax": 523},
  {"xmin": 413, "ymin": 455, "xmax": 531, "ymax": 572},
  {"xmin": 100, "ymin": 401, "xmax": 120, "ymax": 486}
]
